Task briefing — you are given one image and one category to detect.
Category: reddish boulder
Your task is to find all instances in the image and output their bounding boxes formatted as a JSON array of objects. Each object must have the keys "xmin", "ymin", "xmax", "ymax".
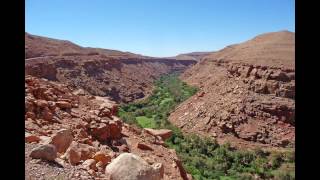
[
  {"xmin": 109, "ymin": 120, "xmax": 122, "ymax": 139},
  {"xmin": 143, "ymin": 128, "xmax": 172, "ymax": 140},
  {"xmin": 89, "ymin": 120, "xmax": 122, "ymax": 142},
  {"xmin": 89, "ymin": 123, "xmax": 111, "ymax": 142}
]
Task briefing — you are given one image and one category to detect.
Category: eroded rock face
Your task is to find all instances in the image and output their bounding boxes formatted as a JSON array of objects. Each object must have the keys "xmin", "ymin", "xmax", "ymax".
[
  {"xmin": 170, "ymin": 31, "xmax": 295, "ymax": 149},
  {"xmin": 26, "ymin": 57, "xmax": 195, "ymax": 103},
  {"xmin": 227, "ymin": 63, "xmax": 295, "ymax": 100},
  {"xmin": 105, "ymin": 153, "xmax": 164, "ymax": 180}
]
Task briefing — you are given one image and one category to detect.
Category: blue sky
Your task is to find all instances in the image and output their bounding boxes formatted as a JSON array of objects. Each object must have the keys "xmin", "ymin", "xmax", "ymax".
[{"xmin": 26, "ymin": 0, "xmax": 295, "ymax": 57}]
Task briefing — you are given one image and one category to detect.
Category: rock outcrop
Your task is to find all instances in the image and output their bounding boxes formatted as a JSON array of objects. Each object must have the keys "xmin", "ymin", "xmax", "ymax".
[{"xmin": 169, "ymin": 31, "xmax": 295, "ymax": 149}]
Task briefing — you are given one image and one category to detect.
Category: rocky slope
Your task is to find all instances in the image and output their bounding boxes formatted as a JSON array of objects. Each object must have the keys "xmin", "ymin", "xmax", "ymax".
[
  {"xmin": 169, "ymin": 31, "xmax": 295, "ymax": 149},
  {"xmin": 25, "ymin": 75, "xmax": 191, "ymax": 180},
  {"xmin": 25, "ymin": 33, "xmax": 196, "ymax": 103}
]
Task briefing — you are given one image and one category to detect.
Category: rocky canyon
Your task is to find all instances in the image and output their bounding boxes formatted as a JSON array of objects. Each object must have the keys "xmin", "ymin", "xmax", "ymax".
[{"xmin": 25, "ymin": 30, "xmax": 295, "ymax": 180}]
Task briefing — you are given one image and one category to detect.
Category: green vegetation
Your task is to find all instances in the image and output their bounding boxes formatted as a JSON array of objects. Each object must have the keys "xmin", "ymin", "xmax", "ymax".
[
  {"xmin": 136, "ymin": 115, "xmax": 157, "ymax": 128},
  {"xmin": 118, "ymin": 73, "xmax": 198, "ymax": 129},
  {"xmin": 168, "ymin": 134, "xmax": 295, "ymax": 180},
  {"xmin": 118, "ymin": 73, "xmax": 295, "ymax": 180}
]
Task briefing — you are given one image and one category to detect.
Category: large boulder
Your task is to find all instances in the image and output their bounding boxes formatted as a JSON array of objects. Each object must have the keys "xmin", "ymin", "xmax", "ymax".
[
  {"xmin": 48, "ymin": 129, "xmax": 73, "ymax": 153},
  {"xmin": 29, "ymin": 144, "xmax": 57, "ymax": 161},
  {"xmin": 89, "ymin": 119, "xmax": 122, "ymax": 142},
  {"xmin": 109, "ymin": 120, "xmax": 122, "ymax": 139},
  {"xmin": 143, "ymin": 128, "xmax": 172, "ymax": 140},
  {"xmin": 105, "ymin": 153, "xmax": 164, "ymax": 180}
]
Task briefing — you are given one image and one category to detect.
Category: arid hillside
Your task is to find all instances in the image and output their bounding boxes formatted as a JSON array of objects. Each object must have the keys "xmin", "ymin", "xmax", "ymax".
[
  {"xmin": 202, "ymin": 30, "xmax": 295, "ymax": 69},
  {"xmin": 169, "ymin": 31, "xmax": 295, "ymax": 149},
  {"xmin": 25, "ymin": 33, "xmax": 196, "ymax": 103},
  {"xmin": 25, "ymin": 32, "xmax": 151, "ymax": 59}
]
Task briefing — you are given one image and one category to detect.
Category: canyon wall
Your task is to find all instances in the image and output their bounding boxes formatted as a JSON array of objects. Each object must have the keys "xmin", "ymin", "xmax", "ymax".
[{"xmin": 169, "ymin": 31, "xmax": 295, "ymax": 149}]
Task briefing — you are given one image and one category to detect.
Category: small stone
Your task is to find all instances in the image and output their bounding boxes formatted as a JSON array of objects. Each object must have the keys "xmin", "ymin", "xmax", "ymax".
[
  {"xmin": 25, "ymin": 112, "xmax": 36, "ymax": 119},
  {"xmin": 25, "ymin": 133, "xmax": 41, "ymax": 143},
  {"xmin": 65, "ymin": 148, "xmax": 81, "ymax": 165},
  {"xmin": 137, "ymin": 142, "xmax": 154, "ymax": 151},
  {"xmin": 82, "ymin": 159, "xmax": 97, "ymax": 171},
  {"xmin": 34, "ymin": 100, "xmax": 48, "ymax": 108},
  {"xmin": 56, "ymin": 101, "xmax": 72, "ymax": 109},
  {"xmin": 54, "ymin": 158, "xmax": 67, "ymax": 167},
  {"xmin": 88, "ymin": 169, "xmax": 96, "ymax": 176},
  {"xmin": 93, "ymin": 151, "xmax": 111, "ymax": 166}
]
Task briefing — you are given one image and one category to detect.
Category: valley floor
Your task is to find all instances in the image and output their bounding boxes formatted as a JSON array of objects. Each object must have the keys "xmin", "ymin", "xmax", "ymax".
[{"xmin": 118, "ymin": 73, "xmax": 295, "ymax": 180}]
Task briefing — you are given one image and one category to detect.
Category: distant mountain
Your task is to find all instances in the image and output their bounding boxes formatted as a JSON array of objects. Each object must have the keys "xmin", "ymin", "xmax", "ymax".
[{"xmin": 167, "ymin": 51, "xmax": 211, "ymax": 61}]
